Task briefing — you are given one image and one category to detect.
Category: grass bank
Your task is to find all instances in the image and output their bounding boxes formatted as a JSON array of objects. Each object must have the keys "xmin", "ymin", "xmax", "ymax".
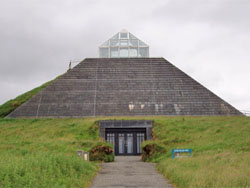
[
  {"xmin": 0, "ymin": 116, "xmax": 249, "ymax": 187},
  {"xmin": 150, "ymin": 116, "xmax": 250, "ymax": 188},
  {"xmin": 0, "ymin": 118, "xmax": 100, "ymax": 187}
]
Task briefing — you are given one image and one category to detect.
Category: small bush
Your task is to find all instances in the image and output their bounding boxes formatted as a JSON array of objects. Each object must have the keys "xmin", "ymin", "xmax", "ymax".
[
  {"xmin": 142, "ymin": 141, "xmax": 166, "ymax": 162},
  {"xmin": 89, "ymin": 142, "xmax": 114, "ymax": 162},
  {"xmin": 12, "ymin": 101, "xmax": 20, "ymax": 108},
  {"xmin": 104, "ymin": 154, "xmax": 115, "ymax": 162}
]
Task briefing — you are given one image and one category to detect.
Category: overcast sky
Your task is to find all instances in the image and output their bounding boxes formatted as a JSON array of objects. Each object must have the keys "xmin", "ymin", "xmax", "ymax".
[{"xmin": 0, "ymin": 0, "xmax": 249, "ymax": 113}]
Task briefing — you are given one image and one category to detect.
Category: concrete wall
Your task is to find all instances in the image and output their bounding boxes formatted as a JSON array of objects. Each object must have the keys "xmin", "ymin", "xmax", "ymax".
[{"xmin": 8, "ymin": 58, "xmax": 243, "ymax": 117}]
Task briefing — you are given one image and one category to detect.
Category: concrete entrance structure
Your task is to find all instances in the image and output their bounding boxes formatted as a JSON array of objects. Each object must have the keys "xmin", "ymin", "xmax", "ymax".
[{"xmin": 99, "ymin": 120, "xmax": 152, "ymax": 155}]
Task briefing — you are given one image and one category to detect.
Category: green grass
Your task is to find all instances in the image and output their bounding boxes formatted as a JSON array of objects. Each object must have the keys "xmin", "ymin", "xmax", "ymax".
[
  {"xmin": 0, "ymin": 116, "xmax": 249, "ymax": 187},
  {"xmin": 0, "ymin": 153, "xmax": 97, "ymax": 188},
  {"xmin": 150, "ymin": 116, "xmax": 250, "ymax": 188},
  {"xmin": 0, "ymin": 75, "xmax": 62, "ymax": 118},
  {"xmin": 0, "ymin": 118, "xmax": 100, "ymax": 188}
]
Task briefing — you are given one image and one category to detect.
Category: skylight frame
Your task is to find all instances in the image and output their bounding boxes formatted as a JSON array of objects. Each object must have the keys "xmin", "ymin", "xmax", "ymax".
[{"xmin": 99, "ymin": 30, "xmax": 149, "ymax": 58}]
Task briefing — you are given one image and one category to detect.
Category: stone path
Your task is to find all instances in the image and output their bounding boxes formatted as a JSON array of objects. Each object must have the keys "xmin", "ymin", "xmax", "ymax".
[{"xmin": 89, "ymin": 156, "xmax": 173, "ymax": 188}]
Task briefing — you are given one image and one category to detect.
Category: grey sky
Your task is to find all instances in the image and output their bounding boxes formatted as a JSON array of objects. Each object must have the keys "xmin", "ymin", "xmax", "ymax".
[{"xmin": 0, "ymin": 0, "xmax": 249, "ymax": 112}]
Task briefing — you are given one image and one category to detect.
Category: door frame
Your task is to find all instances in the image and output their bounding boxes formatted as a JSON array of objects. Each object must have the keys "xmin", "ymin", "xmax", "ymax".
[
  {"xmin": 106, "ymin": 128, "xmax": 146, "ymax": 156},
  {"xmin": 99, "ymin": 120, "xmax": 153, "ymax": 156}
]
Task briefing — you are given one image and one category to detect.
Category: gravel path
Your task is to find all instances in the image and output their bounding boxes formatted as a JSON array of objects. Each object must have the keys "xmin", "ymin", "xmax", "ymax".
[{"xmin": 89, "ymin": 156, "xmax": 173, "ymax": 188}]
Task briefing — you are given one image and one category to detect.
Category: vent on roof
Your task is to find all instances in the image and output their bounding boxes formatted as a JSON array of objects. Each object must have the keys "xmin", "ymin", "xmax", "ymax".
[{"xmin": 99, "ymin": 29, "xmax": 149, "ymax": 58}]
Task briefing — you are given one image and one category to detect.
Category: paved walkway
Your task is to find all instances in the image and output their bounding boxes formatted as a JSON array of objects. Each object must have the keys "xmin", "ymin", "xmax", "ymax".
[{"xmin": 89, "ymin": 156, "xmax": 173, "ymax": 188}]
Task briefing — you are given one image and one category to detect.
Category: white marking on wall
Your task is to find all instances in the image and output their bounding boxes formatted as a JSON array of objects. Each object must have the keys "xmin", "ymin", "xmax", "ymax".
[
  {"xmin": 155, "ymin": 104, "xmax": 159, "ymax": 112},
  {"xmin": 160, "ymin": 103, "xmax": 164, "ymax": 110},
  {"xmin": 129, "ymin": 103, "xmax": 135, "ymax": 111},
  {"xmin": 155, "ymin": 103, "xmax": 164, "ymax": 113},
  {"xmin": 174, "ymin": 104, "xmax": 181, "ymax": 115},
  {"xmin": 140, "ymin": 104, "xmax": 145, "ymax": 109}
]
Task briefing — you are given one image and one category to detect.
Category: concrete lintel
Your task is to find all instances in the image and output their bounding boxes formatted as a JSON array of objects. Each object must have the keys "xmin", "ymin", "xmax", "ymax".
[{"xmin": 99, "ymin": 120, "xmax": 153, "ymax": 140}]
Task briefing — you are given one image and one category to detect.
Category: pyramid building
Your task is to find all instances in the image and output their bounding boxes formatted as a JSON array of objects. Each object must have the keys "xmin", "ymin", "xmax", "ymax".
[{"xmin": 8, "ymin": 30, "xmax": 242, "ymax": 118}]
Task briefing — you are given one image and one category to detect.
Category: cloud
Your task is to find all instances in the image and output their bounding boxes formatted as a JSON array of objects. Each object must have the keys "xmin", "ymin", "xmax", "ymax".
[{"xmin": 153, "ymin": 0, "xmax": 250, "ymax": 29}]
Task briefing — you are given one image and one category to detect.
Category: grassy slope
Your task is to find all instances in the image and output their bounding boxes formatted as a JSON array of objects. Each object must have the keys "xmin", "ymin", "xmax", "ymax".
[
  {"xmin": 0, "ymin": 116, "xmax": 249, "ymax": 187},
  {"xmin": 152, "ymin": 116, "xmax": 250, "ymax": 188},
  {"xmin": 0, "ymin": 118, "xmax": 100, "ymax": 188},
  {"xmin": 0, "ymin": 75, "xmax": 62, "ymax": 118}
]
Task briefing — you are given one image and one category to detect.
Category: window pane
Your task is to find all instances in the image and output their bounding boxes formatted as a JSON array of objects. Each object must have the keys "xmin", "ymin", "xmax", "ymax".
[
  {"xmin": 137, "ymin": 133, "xmax": 144, "ymax": 153},
  {"xmin": 107, "ymin": 133, "xmax": 115, "ymax": 144},
  {"xmin": 129, "ymin": 39, "xmax": 138, "ymax": 47},
  {"xmin": 120, "ymin": 32, "xmax": 128, "ymax": 39},
  {"xmin": 100, "ymin": 40, "xmax": 109, "ymax": 47},
  {"xmin": 111, "ymin": 33, "xmax": 119, "ymax": 39},
  {"xmin": 129, "ymin": 33, "xmax": 137, "ymax": 39},
  {"xmin": 139, "ymin": 47, "xmax": 149, "ymax": 57},
  {"xmin": 129, "ymin": 48, "xmax": 138, "ymax": 57},
  {"xmin": 99, "ymin": 48, "xmax": 109, "ymax": 58},
  {"xmin": 120, "ymin": 40, "xmax": 128, "ymax": 46},
  {"xmin": 107, "ymin": 133, "xmax": 115, "ymax": 152},
  {"xmin": 119, "ymin": 133, "xmax": 125, "ymax": 154},
  {"xmin": 139, "ymin": 40, "xmax": 147, "ymax": 46},
  {"xmin": 110, "ymin": 47, "xmax": 119, "ymax": 57},
  {"xmin": 110, "ymin": 39, "xmax": 119, "ymax": 46},
  {"xmin": 120, "ymin": 48, "xmax": 128, "ymax": 57},
  {"xmin": 127, "ymin": 133, "xmax": 133, "ymax": 154}
]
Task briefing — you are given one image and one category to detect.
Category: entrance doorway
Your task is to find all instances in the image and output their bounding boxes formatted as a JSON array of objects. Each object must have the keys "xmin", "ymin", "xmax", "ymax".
[
  {"xmin": 99, "ymin": 120, "xmax": 153, "ymax": 156},
  {"xmin": 106, "ymin": 128, "xmax": 145, "ymax": 155}
]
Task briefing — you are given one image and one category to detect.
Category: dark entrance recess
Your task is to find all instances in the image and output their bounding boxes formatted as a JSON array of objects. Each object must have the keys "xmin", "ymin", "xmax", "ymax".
[
  {"xmin": 106, "ymin": 128, "xmax": 146, "ymax": 155},
  {"xmin": 99, "ymin": 120, "xmax": 153, "ymax": 156}
]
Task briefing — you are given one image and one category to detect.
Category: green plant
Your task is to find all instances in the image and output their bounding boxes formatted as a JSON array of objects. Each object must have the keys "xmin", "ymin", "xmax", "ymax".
[
  {"xmin": 0, "ymin": 116, "xmax": 249, "ymax": 187},
  {"xmin": 89, "ymin": 142, "xmax": 114, "ymax": 162},
  {"xmin": 0, "ymin": 118, "xmax": 100, "ymax": 187},
  {"xmin": 104, "ymin": 153, "xmax": 115, "ymax": 162},
  {"xmin": 150, "ymin": 116, "xmax": 250, "ymax": 187},
  {"xmin": 141, "ymin": 140, "xmax": 166, "ymax": 161}
]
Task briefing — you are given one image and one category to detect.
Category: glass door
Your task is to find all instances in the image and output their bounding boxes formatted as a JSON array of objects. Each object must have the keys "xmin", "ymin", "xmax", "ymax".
[
  {"xmin": 118, "ymin": 133, "xmax": 133, "ymax": 155},
  {"xmin": 106, "ymin": 133, "xmax": 115, "ymax": 152},
  {"xmin": 118, "ymin": 133, "xmax": 125, "ymax": 154},
  {"xmin": 126, "ymin": 133, "xmax": 133, "ymax": 154},
  {"xmin": 137, "ymin": 133, "xmax": 145, "ymax": 154},
  {"xmin": 105, "ymin": 128, "xmax": 146, "ymax": 155}
]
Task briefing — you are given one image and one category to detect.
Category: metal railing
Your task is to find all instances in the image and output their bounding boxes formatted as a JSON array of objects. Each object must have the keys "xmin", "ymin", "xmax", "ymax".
[{"xmin": 68, "ymin": 59, "xmax": 82, "ymax": 70}]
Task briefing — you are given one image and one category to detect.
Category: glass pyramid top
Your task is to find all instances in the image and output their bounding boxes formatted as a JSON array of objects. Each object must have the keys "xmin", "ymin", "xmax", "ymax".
[{"xmin": 99, "ymin": 29, "xmax": 149, "ymax": 58}]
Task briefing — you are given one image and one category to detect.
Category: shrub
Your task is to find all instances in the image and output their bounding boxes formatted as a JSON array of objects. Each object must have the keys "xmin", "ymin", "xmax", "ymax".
[
  {"xmin": 141, "ymin": 141, "xmax": 166, "ymax": 162},
  {"xmin": 12, "ymin": 101, "xmax": 20, "ymax": 108},
  {"xmin": 89, "ymin": 142, "xmax": 114, "ymax": 162}
]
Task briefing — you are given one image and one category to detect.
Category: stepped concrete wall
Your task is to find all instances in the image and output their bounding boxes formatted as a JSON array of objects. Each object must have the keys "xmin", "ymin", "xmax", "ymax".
[{"xmin": 8, "ymin": 58, "xmax": 242, "ymax": 117}]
